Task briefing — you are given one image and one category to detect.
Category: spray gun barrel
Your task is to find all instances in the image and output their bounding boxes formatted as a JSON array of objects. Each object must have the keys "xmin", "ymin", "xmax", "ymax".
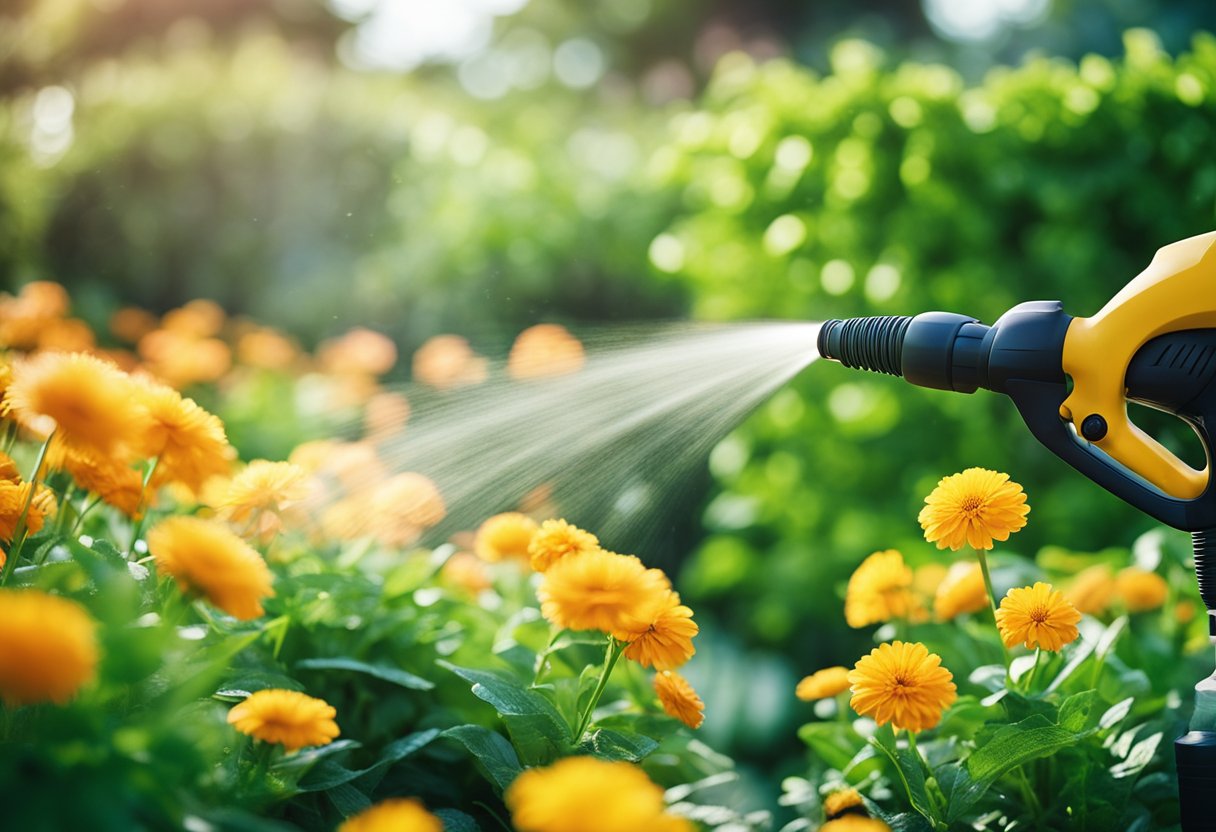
[{"xmin": 816, "ymin": 232, "xmax": 1216, "ymax": 832}]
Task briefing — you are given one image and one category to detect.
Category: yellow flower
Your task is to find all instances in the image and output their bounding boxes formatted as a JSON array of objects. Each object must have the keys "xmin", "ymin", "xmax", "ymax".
[
  {"xmin": 137, "ymin": 328, "xmax": 232, "ymax": 388},
  {"xmin": 0, "ymin": 590, "xmax": 98, "ymax": 706},
  {"xmin": 844, "ymin": 550, "xmax": 914, "ymax": 628},
  {"xmin": 617, "ymin": 591, "xmax": 698, "ymax": 670},
  {"xmin": 796, "ymin": 666, "xmax": 851, "ymax": 701},
  {"xmin": 337, "ymin": 798, "xmax": 443, "ymax": 832},
  {"xmin": 47, "ymin": 444, "xmax": 144, "ymax": 518},
  {"xmin": 1178, "ymin": 599, "xmax": 1197, "ymax": 624},
  {"xmin": 237, "ymin": 327, "xmax": 301, "ymax": 372},
  {"xmin": 442, "ymin": 551, "xmax": 492, "ymax": 595},
  {"xmin": 215, "ymin": 460, "xmax": 311, "ymax": 541},
  {"xmin": 134, "ymin": 377, "xmax": 234, "ymax": 494},
  {"xmin": 366, "ymin": 472, "xmax": 447, "ymax": 547},
  {"xmin": 1065, "ymin": 564, "xmax": 1117, "ymax": 615},
  {"xmin": 912, "ymin": 562, "xmax": 948, "ymax": 597},
  {"xmin": 528, "ymin": 518, "xmax": 599, "ymax": 572},
  {"xmin": 507, "ymin": 324, "xmax": 586, "ymax": 380},
  {"xmin": 655, "ymin": 670, "xmax": 705, "ymax": 729},
  {"xmin": 0, "ymin": 477, "xmax": 56, "ymax": 549},
  {"xmin": 474, "ymin": 512, "xmax": 539, "ymax": 563},
  {"xmin": 5, "ymin": 352, "xmax": 152, "ymax": 460},
  {"xmin": 1115, "ymin": 567, "xmax": 1169, "ymax": 612},
  {"xmin": 538, "ymin": 549, "xmax": 670, "ymax": 634},
  {"xmin": 918, "ymin": 468, "xmax": 1030, "ymax": 551},
  {"xmin": 109, "ymin": 306, "xmax": 158, "ymax": 344},
  {"xmin": 824, "ymin": 787, "xmax": 865, "ymax": 818},
  {"xmin": 147, "ymin": 516, "xmax": 275, "ymax": 620},
  {"xmin": 162, "ymin": 299, "xmax": 226, "ymax": 337},
  {"xmin": 995, "ymin": 582, "xmax": 1082, "ymax": 651},
  {"xmin": 506, "ymin": 756, "xmax": 684, "ymax": 832},
  {"xmin": 849, "ymin": 641, "xmax": 957, "ymax": 732},
  {"xmin": 934, "ymin": 562, "xmax": 989, "ymax": 620},
  {"xmin": 226, "ymin": 689, "xmax": 339, "ymax": 753},
  {"xmin": 822, "ymin": 818, "xmax": 891, "ymax": 832}
]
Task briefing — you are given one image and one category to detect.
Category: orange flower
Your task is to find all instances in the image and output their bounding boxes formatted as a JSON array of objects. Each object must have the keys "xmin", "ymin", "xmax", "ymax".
[
  {"xmin": 934, "ymin": 562, "xmax": 989, "ymax": 620},
  {"xmin": 109, "ymin": 306, "xmax": 158, "ymax": 344},
  {"xmin": 995, "ymin": 582, "xmax": 1082, "ymax": 651},
  {"xmin": 474, "ymin": 512, "xmax": 539, "ymax": 563},
  {"xmin": 0, "ymin": 281, "xmax": 69, "ymax": 348},
  {"xmin": 1065, "ymin": 564, "xmax": 1117, "ymax": 615},
  {"xmin": 0, "ymin": 472, "xmax": 56, "ymax": 548},
  {"xmin": 617, "ymin": 591, "xmax": 698, "ymax": 670},
  {"xmin": 5, "ymin": 352, "xmax": 151, "ymax": 460},
  {"xmin": 824, "ymin": 788, "xmax": 866, "ymax": 819},
  {"xmin": 162, "ymin": 299, "xmax": 225, "ymax": 337},
  {"xmin": 1115, "ymin": 567, "xmax": 1169, "ymax": 612},
  {"xmin": 528, "ymin": 518, "xmax": 599, "ymax": 572},
  {"xmin": 507, "ymin": 324, "xmax": 585, "ymax": 380},
  {"xmin": 338, "ymin": 798, "xmax": 443, "ymax": 832},
  {"xmin": 411, "ymin": 335, "xmax": 488, "ymax": 389},
  {"xmin": 849, "ymin": 641, "xmax": 957, "ymax": 731},
  {"xmin": 918, "ymin": 468, "xmax": 1030, "ymax": 551},
  {"xmin": 227, "ymin": 689, "xmax": 339, "ymax": 753},
  {"xmin": 48, "ymin": 444, "xmax": 144, "ymax": 518},
  {"xmin": 237, "ymin": 327, "xmax": 300, "ymax": 371},
  {"xmin": 318, "ymin": 327, "xmax": 398, "ymax": 377},
  {"xmin": 363, "ymin": 391, "xmax": 411, "ymax": 441},
  {"xmin": 844, "ymin": 550, "xmax": 914, "ymax": 628},
  {"xmin": 215, "ymin": 460, "xmax": 311, "ymax": 541},
  {"xmin": 366, "ymin": 472, "xmax": 446, "ymax": 547},
  {"xmin": 442, "ymin": 551, "xmax": 492, "ymax": 595},
  {"xmin": 654, "ymin": 670, "xmax": 705, "ymax": 729},
  {"xmin": 147, "ymin": 516, "xmax": 275, "ymax": 620},
  {"xmin": 134, "ymin": 376, "xmax": 234, "ymax": 493},
  {"xmin": 538, "ymin": 549, "xmax": 670, "ymax": 634},
  {"xmin": 796, "ymin": 666, "xmax": 851, "ymax": 701},
  {"xmin": 138, "ymin": 328, "xmax": 232, "ymax": 388},
  {"xmin": 0, "ymin": 589, "xmax": 98, "ymax": 706},
  {"xmin": 822, "ymin": 818, "xmax": 891, "ymax": 832}
]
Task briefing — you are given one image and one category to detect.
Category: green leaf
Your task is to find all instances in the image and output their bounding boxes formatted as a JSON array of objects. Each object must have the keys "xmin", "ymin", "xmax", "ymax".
[
  {"xmin": 869, "ymin": 725, "xmax": 937, "ymax": 827},
  {"xmin": 950, "ymin": 714, "xmax": 1079, "ymax": 822},
  {"xmin": 326, "ymin": 782, "xmax": 372, "ymax": 817},
  {"xmin": 579, "ymin": 729, "xmax": 658, "ymax": 762},
  {"xmin": 297, "ymin": 729, "xmax": 440, "ymax": 792},
  {"xmin": 442, "ymin": 725, "xmax": 522, "ymax": 792},
  {"xmin": 272, "ymin": 740, "xmax": 363, "ymax": 777},
  {"xmin": 434, "ymin": 809, "xmax": 481, "ymax": 832},
  {"xmin": 1058, "ymin": 690, "xmax": 1102, "ymax": 735},
  {"xmin": 798, "ymin": 722, "xmax": 865, "ymax": 771},
  {"xmin": 440, "ymin": 662, "xmax": 573, "ymax": 765},
  {"xmin": 295, "ymin": 657, "xmax": 434, "ymax": 691}
]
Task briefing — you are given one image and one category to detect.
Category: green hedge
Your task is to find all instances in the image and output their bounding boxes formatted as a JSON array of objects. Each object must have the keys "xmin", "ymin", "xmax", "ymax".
[{"xmin": 654, "ymin": 31, "xmax": 1216, "ymax": 655}]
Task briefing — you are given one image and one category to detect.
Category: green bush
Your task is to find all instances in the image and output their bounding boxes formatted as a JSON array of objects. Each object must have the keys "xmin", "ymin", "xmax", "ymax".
[{"xmin": 653, "ymin": 31, "xmax": 1216, "ymax": 656}]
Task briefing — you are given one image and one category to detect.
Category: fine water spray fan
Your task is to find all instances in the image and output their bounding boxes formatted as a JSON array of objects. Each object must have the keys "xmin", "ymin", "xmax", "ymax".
[{"xmin": 816, "ymin": 230, "xmax": 1216, "ymax": 830}]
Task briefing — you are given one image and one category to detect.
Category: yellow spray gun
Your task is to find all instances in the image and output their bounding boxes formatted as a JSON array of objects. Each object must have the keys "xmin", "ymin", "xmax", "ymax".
[{"xmin": 817, "ymin": 230, "xmax": 1216, "ymax": 829}]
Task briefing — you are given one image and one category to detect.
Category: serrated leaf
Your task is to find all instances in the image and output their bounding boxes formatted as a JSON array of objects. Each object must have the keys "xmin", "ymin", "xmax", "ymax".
[
  {"xmin": 296, "ymin": 657, "xmax": 434, "ymax": 691},
  {"xmin": 580, "ymin": 728, "xmax": 658, "ymax": 762},
  {"xmin": 443, "ymin": 725, "xmax": 522, "ymax": 791}
]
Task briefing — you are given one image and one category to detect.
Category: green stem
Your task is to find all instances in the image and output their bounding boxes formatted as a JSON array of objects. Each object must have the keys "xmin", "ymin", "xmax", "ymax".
[
  {"xmin": 532, "ymin": 627, "xmax": 564, "ymax": 685},
  {"xmin": 975, "ymin": 547, "xmax": 1011, "ymax": 665},
  {"xmin": 127, "ymin": 456, "xmax": 159, "ymax": 555},
  {"xmin": 70, "ymin": 495, "xmax": 102, "ymax": 537},
  {"xmin": 1012, "ymin": 764, "xmax": 1043, "ymax": 823},
  {"xmin": 836, "ymin": 691, "xmax": 850, "ymax": 723},
  {"xmin": 575, "ymin": 636, "xmax": 623, "ymax": 740},
  {"xmin": 906, "ymin": 730, "xmax": 946, "ymax": 827},
  {"xmin": 1023, "ymin": 647, "xmax": 1043, "ymax": 693},
  {"xmin": 0, "ymin": 432, "xmax": 54, "ymax": 586}
]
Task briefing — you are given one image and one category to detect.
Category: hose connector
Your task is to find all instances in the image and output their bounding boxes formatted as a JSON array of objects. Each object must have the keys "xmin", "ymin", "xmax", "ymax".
[{"xmin": 816, "ymin": 316, "xmax": 911, "ymax": 376}]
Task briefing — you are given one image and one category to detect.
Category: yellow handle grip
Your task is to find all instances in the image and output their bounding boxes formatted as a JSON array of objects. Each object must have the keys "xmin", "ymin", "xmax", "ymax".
[{"xmin": 1061, "ymin": 231, "xmax": 1216, "ymax": 500}]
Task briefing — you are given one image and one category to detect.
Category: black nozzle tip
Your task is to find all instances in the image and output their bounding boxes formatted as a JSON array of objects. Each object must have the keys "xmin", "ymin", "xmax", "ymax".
[{"xmin": 817, "ymin": 316, "xmax": 913, "ymax": 377}]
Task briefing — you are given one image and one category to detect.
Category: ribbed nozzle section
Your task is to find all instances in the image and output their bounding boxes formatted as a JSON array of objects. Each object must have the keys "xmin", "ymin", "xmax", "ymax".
[
  {"xmin": 1194, "ymin": 528, "xmax": 1216, "ymax": 616},
  {"xmin": 817, "ymin": 316, "xmax": 913, "ymax": 377}
]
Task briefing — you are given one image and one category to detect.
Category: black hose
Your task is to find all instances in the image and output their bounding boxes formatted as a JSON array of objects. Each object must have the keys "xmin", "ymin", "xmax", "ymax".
[
  {"xmin": 817, "ymin": 316, "xmax": 913, "ymax": 377},
  {"xmin": 1193, "ymin": 528, "xmax": 1216, "ymax": 616}
]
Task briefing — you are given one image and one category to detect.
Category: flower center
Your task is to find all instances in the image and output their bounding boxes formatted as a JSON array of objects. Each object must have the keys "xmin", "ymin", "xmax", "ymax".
[
  {"xmin": 959, "ymin": 494, "xmax": 985, "ymax": 514},
  {"xmin": 1029, "ymin": 604, "xmax": 1050, "ymax": 623}
]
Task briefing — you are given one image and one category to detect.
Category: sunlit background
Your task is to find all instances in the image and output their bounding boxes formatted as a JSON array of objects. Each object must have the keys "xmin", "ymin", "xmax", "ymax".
[{"xmin": 6, "ymin": 0, "xmax": 1216, "ymax": 817}]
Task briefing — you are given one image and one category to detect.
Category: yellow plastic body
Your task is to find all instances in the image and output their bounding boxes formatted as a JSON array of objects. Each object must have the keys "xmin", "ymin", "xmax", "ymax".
[{"xmin": 1061, "ymin": 230, "xmax": 1216, "ymax": 499}]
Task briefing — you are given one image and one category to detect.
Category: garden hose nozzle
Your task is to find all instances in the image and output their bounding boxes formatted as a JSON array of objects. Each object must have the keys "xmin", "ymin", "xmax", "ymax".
[{"xmin": 818, "ymin": 230, "xmax": 1216, "ymax": 831}]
